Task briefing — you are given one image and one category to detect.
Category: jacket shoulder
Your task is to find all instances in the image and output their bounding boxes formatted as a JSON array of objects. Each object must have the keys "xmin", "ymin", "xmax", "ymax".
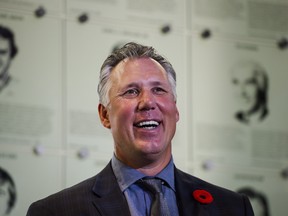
[
  {"xmin": 175, "ymin": 168, "xmax": 238, "ymax": 196},
  {"xmin": 27, "ymin": 175, "xmax": 97, "ymax": 215},
  {"xmin": 27, "ymin": 163, "xmax": 114, "ymax": 216},
  {"xmin": 174, "ymin": 168, "xmax": 254, "ymax": 216}
]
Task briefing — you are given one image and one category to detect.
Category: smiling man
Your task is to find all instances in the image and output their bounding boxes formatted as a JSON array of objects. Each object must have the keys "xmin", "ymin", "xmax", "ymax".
[
  {"xmin": 27, "ymin": 42, "xmax": 254, "ymax": 216},
  {"xmin": 98, "ymin": 57, "xmax": 179, "ymax": 174}
]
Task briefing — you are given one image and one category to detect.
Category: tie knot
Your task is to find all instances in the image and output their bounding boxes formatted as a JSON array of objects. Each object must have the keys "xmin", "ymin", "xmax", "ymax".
[{"xmin": 138, "ymin": 178, "xmax": 163, "ymax": 194}]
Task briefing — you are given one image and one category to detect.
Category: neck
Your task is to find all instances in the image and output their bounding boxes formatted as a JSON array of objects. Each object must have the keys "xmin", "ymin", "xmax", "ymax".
[
  {"xmin": 115, "ymin": 151, "xmax": 172, "ymax": 176},
  {"xmin": 136, "ymin": 155, "xmax": 171, "ymax": 176}
]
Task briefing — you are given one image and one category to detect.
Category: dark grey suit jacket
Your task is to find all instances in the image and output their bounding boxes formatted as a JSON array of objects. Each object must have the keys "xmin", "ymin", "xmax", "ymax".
[{"xmin": 27, "ymin": 162, "xmax": 254, "ymax": 216}]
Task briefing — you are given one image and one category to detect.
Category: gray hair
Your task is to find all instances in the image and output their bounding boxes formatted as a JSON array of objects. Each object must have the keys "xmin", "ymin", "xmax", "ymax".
[{"xmin": 97, "ymin": 42, "xmax": 177, "ymax": 107}]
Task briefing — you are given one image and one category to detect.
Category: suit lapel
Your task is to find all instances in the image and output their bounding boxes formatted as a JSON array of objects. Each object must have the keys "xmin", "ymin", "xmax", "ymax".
[
  {"xmin": 175, "ymin": 167, "xmax": 213, "ymax": 216},
  {"xmin": 91, "ymin": 162, "xmax": 131, "ymax": 216},
  {"xmin": 90, "ymin": 162, "xmax": 217, "ymax": 216}
]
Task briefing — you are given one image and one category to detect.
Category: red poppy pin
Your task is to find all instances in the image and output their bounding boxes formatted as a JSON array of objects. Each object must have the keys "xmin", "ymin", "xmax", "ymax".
[{"xmin": 193, "ymin": 189, "xmax": 214, "ymax": 204}]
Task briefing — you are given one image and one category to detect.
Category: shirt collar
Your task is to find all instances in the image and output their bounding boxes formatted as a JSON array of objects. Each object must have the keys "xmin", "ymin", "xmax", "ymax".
[{"xmin": 111, "ymin": 154, "xmax": 176, "ymax": 192}]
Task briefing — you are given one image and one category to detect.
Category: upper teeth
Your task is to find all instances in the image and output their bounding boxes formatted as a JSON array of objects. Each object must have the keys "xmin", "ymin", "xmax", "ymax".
[{"xmin": 137, "ymin": 121, "xmax": 159, "ymax": 127}]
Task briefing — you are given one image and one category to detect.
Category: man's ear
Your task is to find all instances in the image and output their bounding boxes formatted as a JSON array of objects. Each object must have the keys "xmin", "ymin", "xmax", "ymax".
[
  {"xmin": 174, "ymin": 102, "xmax": 180, "ymax": 122},
  {"xmin": 98, "ymin": 104, "xmax": 111, "ymax": 129}
]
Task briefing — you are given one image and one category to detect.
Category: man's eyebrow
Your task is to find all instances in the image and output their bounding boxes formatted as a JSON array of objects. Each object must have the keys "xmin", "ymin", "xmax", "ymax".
[
  {"xmin": 150, "ymin": 81, "xmax": 166, "ymax": 86},
  {"xmin": 122, "ymin": 82, "xmax": 140, "ymax": 88}
]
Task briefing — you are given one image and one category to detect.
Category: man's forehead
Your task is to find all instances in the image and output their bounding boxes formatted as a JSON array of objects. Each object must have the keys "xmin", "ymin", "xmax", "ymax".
[{"xmin": 233, "ymin": 67, "xmax": 255, "ymax": 79}]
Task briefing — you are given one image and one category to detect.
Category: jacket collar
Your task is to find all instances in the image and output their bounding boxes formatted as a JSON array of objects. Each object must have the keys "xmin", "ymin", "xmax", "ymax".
[
  {"xmin": 90, "ymin": 161, "xmax": 215, "ymax": 216},
  {"xmin": 92, "ymin": 162, "xmax": 131, "ymax": 216}
]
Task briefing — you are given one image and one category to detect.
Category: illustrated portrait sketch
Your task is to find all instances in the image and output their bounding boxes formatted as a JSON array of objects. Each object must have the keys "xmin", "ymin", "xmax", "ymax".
[
  {"xmin": 230, "ymin": 60, "xmax": 269, "ymax": 124},
  {"xmin": 0, "ymin": 167, "xmax": 17, "ymax": 215},
  {"xmin": 0, "ymin": 25, "xmax": 18, "ymax": 93}
]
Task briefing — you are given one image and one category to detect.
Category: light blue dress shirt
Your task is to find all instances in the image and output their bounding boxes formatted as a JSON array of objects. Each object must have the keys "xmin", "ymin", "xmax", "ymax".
[{"xmin": 111, "ymin": 155, "xmax": 179, "ymax": 216}]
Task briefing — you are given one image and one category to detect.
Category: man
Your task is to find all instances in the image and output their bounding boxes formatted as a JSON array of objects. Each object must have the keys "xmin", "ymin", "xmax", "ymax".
[
  {"xmin": 231, "ymin": 60, "xmax": 269, "ymax": 124},
  {"xmin": 0, "ymin": 25, "xmax": 18, "ymax": 93},
  {"xmin": 27, "ymin": 42, "xmax": 254, "ymax": 215},
  {"xmin": 0, "ymin": 167, "xmax": 17, "ymax": 216}
]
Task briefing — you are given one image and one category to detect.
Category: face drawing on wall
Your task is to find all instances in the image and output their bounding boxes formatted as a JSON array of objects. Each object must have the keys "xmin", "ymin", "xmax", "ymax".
[
  {"xmin": 0, "ymin": 25, "xmax": 18, "ymax": 93},
  {"xmin": 0, "ymin": 167, "xmax": 16, "ymax": 215},
  {"xmin": 230, "ymin": 60, "xmax": 269, "ymax": 124}
]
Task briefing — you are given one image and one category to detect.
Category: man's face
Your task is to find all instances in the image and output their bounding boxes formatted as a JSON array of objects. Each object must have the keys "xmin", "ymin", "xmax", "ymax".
[
  {"xmin": 0, "ymin": 182, "xmax": 10, "ymax": 215},
  {"xmin": 0, "ymin": 36, "xmax": 11, "ymax": 77},
  {"xmin": 231, "ymin": 66, "xmax": 258, "ymax": 112},
  {"xmin": 99, "ymin": 57, "xmax": 179, "ymax": 166}
]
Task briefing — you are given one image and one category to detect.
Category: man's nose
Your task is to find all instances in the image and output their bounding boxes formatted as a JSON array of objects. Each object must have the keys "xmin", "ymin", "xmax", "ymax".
[
  {"xmin": 240, "ymin": 84, "xmax": 247, "ymax": 94},
  {"xmin": 137, "ymin": 90, "xmax": 156, "ymax": 111}
]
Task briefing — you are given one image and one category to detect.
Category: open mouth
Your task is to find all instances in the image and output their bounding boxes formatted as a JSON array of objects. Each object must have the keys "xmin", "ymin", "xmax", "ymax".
[{"xmin": 134, "ymin": 120, "xmax": 160, "ymax": 130}]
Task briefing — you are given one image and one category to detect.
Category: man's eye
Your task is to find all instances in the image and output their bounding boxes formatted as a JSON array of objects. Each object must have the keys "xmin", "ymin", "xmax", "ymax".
[
  {"xmin": 123, "ymin": 89, "xmax": 139, "ymax": 97},
  {"xmin": 232, "ymin": 79, "xmax": 238, "ymax": 85},
  {"xmin": 246, "ymin": 78, "xmax": 256, "ymax": 85},
  {"xmin": 153, "ymin": 87, "xmax": 166, "ymax": 94}
]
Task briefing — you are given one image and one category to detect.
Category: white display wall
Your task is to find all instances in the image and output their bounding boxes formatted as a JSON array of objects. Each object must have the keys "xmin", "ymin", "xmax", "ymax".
[{"xmin": 0, "ymin": 0, "xmax": 287, "ymax": 215}]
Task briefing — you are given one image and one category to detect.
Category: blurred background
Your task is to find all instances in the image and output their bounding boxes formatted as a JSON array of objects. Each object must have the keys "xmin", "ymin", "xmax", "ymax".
[{"xmin": 0, "ymin": 0, "xmax": 287, "ymax": 215}]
